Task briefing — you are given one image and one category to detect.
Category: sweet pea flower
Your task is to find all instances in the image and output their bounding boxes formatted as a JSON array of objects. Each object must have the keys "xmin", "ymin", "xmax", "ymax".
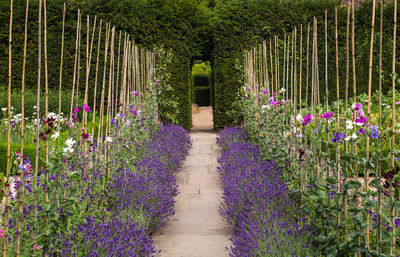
[
  {"xmin": 302, "ymin": 114, "xmax": 313, "ymax": 126},
  {"xmin": 0, "ymin": 228, "xmax": 4, "ymax": 238},
  {"xmin": 332, "ymin": 132, "xmax": 345, "ymax": 143},
  {"xmin": 346, "ymin": 120, "xmax": 354, "ymax": 130},
  {"xmin": 370, "ymin": 125, "xmax": 379, "ymax": 139},
  {"xmin": 262, "ymin": 90, "xmax": 268, "ymax": 95},
  {"xmin": 82, "ymin": 104, "xmax": 90, "ymax": 112},
  {"xmin": 132, "ymin": 91, "xmax": 139, "ymax": 96},
  {"xmin": 73, "ymin": 107, "xmax": 80, "ymax": 112},
  {"xmin": 33, "ymin": 244, "xmax": 42, "ymax": 250}
]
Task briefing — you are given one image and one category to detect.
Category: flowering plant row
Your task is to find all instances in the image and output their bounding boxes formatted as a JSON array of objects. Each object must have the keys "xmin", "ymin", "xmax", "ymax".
[
  {"xmin": 217, "ymin": 126, "xmax": 316, "ymax": 257},
  {"xmin": 1, "ymin": 83, "xmax": 191, "ymax": 256},
  {"xmin": 234, "ymin": 86, "xmax": 400, "ymax": 256}
]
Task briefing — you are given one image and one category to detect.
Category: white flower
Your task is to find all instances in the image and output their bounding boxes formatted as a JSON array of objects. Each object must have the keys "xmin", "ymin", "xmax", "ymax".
[
  {"xmin": 351, "ymin": 103, "xmax": 356, "ymax": 109},
  {"xmin": 296, "ymin": 114, "xmax": 304, "ymax": 124},
  {"xmin": 51, "ymin": 131, "xmax": 59, "ymax": 139},
  {"xmin": 345, "ymin": 133, "xmax": 358, "ymax": 142},
  {"xmin": 261, "ymin": 105, "xmax": 267, "ymax": 110},
  {"xmin": 355, "ymin": 122, "xmax": 364, "ymax": 127},
  {"xmin": 1, "ymin": 108, "xmax": 6, "ymax": 112},
  {"xmin": 346, "ymin": 120, "xmax": 353, "ymax": 130},
  {"xmin": 105, "ymin": 136, "xmax": 112, "ymax": 143},
  {"xmin": 63, "ymin": 147, "xmax": 74, "ymax": 154},
  {"xmin": 125, "ymin": 120, "xmax": 131, "ymax": 127},
  {"xmin": 279, "ymin": 87, "xmax": 286, "ymax": 93},
  {"xmin": 65, "ymin": 138, "xmax": 76, "ymax": 148},
  {"xmin": 387, "ymin": 105, "xmax": 391, "ymax": 109}
]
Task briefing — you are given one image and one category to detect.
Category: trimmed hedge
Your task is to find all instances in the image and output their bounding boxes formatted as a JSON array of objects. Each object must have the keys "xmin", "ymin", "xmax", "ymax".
[{"xmin": 211, "ymin": 0, "xmax": 400, "ymax": 130}]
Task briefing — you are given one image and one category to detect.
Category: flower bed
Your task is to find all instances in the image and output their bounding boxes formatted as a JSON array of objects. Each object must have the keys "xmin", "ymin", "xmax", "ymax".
[{"xmin": 217, "ymin": 126, "xmax": 316, "ymax": 257}]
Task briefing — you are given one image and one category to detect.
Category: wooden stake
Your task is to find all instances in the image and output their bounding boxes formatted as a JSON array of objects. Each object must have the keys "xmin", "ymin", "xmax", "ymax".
[
  {"xmin": 57, "ymin": 3, "xmax": 65, "ymax": 143},
  {"xmin": 306, "ymin": 23, "xmax": 310, "ymax": 109},
  {"xmin": 92, "ymin": 20, "xmax": 102, "ymax": 139},
  {"xmin": 98, "ymin": 23, "xmax": 110, "ymax": 144},
  {"xmin": 4, "ymin": 0, "xmax": 13, "ymax": 255},
  {"xmin": 17, "ymin": 0, "xmax": 29, "ymax": 255},
  {"xmin": 365, "ymin": 0, "xmax": 377, "ymax": 248},
  {"xmin": 390, "ymin": 0, "xmax": 397, "ymax": 254},
  {"xmin": 377, "ymin": 0, "xmax": 383, "ymax": 253},
  {"xmin": 70, "ymin": 10, "xmax": 81, "ymax": 120}
]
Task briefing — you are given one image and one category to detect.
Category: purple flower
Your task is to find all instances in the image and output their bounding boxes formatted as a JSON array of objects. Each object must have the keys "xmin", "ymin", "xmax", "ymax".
[
  {"xmin": 332, "ymin": 132, "xmax": 345, "ymax": 143},
  {"xmin": 302, "ymin": 114, "xmax": 313, "ymax": 126},
  {"xmin": 370, "ymin": 125, "xmax": 379, "ymax": 139}
]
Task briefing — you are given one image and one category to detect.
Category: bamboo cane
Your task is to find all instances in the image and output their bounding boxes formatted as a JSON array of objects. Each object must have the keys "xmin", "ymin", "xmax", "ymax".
[
  {"xmin": 98, "ymin": 23, "xmax": 110, "ymax": 144},
  {"xmin": 17, "ymin": 0, "xmax": 29, "ymax": 255},
  {"xmin": 365, "ymin": 0, "xmax": 377, "ymax": 248},
  {"xmin": 377, "ymin": 0, "xmax": 383, "ymax": 253},
  {"xmin": 115, "ymin": 31, "xmax": 121, "ymax": 115},
  {"xmin": 299, "ymin": 25, "xmax": 303, "ymax": 113},
  {"xmin": 294, "ymin": 28, "xmax": 297, "ymax": 114},
  {"xmin": 270, "ymin": 38, "xmax": 274, "ymax": 94},
  {"xmin": 344, "ymin": 2, "xmax": 351, "ymax": 243},
  {"xmin": 83, "ymin": 15, "xmax": 97, "ymax": 132},
  {"xmin": 92, "ymin": 20, "xmax": 102, "ymax": 140},
  {"xmin": 4, "ymin": 0, "xmax": 13, "ymax": 255},
  {"xmin": 306, "ymin": 23, "xmax": 310, "ymax": 110},
  {"xmin": 325, "ymin": 10, "xmax": 329, "ymax": 112},
  {"xmin": 58, "ymin": 3, "xmax": 65, "ymax": 144},
  {"xmin": 105, "ymin": 26, "xmax": 115, "ymax": 165},
  {"xmin": 335, "ymin": 7, "xmax": 341, "ymax": 242},
  {"xmin": 283, "ymin": 35, "xmax": 286, "ymax": 98},
  {"xmin": 70, "ymin": 10, "xmax": 81, "ymax": 120},
  {"xmin": 76, "ymin": 14, "xmax": 82, "ymax": 109},
  {"xmin": 390, "ymin": 0, "xmax": 397, "ymax": 254},
  {"xmin": 291, "ymin": 31, "xmax": 294, "ymax": 104},
  {"xmin": 351, "ymin": 1, "xmax": 361, "ymax": 254},
  {"xmin": 33, "ymin": 0, "xmax": 42, "ymax": 243},
  {"xmin": 286, "ymin": 33, "xmax": 290, "ymax": 101}
]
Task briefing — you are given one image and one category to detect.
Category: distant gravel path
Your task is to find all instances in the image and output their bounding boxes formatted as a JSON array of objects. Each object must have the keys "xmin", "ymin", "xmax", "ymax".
[{"xmin": 153, "ymin": 107, "xmax": 231, "ymax": 257}]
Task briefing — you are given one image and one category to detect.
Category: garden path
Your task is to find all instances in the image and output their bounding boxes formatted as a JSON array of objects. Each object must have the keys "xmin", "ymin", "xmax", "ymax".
[{"xmin": 153, "ymin": 107, "xmax": 231, "ymax": 257}]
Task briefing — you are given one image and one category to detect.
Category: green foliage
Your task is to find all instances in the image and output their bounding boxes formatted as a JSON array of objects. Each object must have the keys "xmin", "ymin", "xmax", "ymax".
[{"xmin": 212, "ymin": 0, "xmax": 400, "ymax": 130}]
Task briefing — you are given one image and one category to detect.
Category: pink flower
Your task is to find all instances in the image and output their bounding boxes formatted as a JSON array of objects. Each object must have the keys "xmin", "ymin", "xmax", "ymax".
[
  {"xmin": 33, "ymin": 244, "xmax": 42, "ymax": 250},
  {"xmin": 262, "ymin": 90, "xmax": 268, "ymax": 95},
  {"xmin": 82, "ymin": 104, "xmax": 90, "ymax": 112},
  {"xmin": 73, "ymin": 107, "xmax": 80, "ymax": 112},
  {"xmin": 132, "ymin": 91, "xmax": 139, "ymax": 97},
  {"xmin": 0, "ymin": 228, "xmax": 5, "ymax": 238}
]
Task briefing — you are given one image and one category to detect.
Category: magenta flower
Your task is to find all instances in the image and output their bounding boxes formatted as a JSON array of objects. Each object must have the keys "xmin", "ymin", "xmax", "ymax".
[
  {"xmin": 33, "ymin": 244, "xmax": 42, "ymax": 250},
  {"xmin": 262, "ymin": 90, "xmax": 268, "ymax": 95},
  {"xmin": 82, "ymin": 104, "xmax": 90, "ymax": 112},
  {"xmin": 73, "ymin": 107, "xmax": 80, "ymax": 112},
  {"xmin": 321, "ymin": 111, "xmax": 334, "ymax": 121},
  {"xmin": 355, "ymin": 116, "xmax": 367, "ymax": 125},
  {"xmin": 354, "ymin": 103, "xmax": 363, "ymax": 111},
  {"xmin": 302, "ymin": 114, "xmax": 313, "ymax": 126},
  {"xmin": 132, "ymin": 91, "xmax": 139, "ymax": 97}
]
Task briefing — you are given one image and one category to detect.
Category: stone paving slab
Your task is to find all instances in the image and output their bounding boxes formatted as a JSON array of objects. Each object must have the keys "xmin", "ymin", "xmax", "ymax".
[{"xmin": 153, "ymin": 131, "xmax": 230, "ymax": 257}]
